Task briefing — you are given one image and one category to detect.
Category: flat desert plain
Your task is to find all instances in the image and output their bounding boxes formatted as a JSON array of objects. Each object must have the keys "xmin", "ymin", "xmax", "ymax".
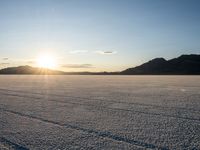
[{"xmin": 0, "ymin": 75, "xmax": 200, "ymax": 150}]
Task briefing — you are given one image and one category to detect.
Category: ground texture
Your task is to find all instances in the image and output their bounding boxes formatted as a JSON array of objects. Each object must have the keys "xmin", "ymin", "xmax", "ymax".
[{"xmin": 0, "ymin": 75, "xmax": 200, "ymax": 150}]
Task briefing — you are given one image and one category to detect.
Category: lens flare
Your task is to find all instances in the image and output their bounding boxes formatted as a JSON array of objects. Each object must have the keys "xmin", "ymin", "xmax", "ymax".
[{"xmin": 37, "ymin": 53, "xmax": 56, "ymax": 69}]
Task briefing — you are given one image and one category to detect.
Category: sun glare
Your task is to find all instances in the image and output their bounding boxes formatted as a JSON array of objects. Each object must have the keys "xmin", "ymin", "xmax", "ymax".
[{"xmin": 37, "ymin": 53, "xmax": 57, "ymax": 69}]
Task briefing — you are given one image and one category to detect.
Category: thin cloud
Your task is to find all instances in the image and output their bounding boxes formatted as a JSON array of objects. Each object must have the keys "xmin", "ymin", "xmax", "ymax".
[
  {"xmin": 69, "ymin": 50, "xmax": 89, "ymax": 54},
  {"xmin": 62, "ymin": 64, "xmax": 93, "ymax": 68},
  {"xmin": 95, "ymin": 50, "xmax": 117, "ymax": 55},
  {"xmin": 2, "ymin": 58, "xmax": 9, "ymax": 60},
  {"xmin": 0, "ymin": 63, "xmax": 10, "ymax": 66},
  {"xmin": 26, "ymin": 60, "xmax": 35, "ymax": 64}
]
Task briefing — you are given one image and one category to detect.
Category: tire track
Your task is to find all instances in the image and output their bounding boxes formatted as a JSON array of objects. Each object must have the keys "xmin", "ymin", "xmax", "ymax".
[
  {"xmin": 0, "ymin": 88, "xmax": 199, "ymax": 113},
  {"xmin": 1, "ymin": 108, "xmax": 169, "ymax": 150},
  {"xmin": 0, "ymin": 137, "xmax": 29, "ymax": 150},
  {"xmin": 1, "ymin": 91, "xmax": 200, "ymax": 122}
]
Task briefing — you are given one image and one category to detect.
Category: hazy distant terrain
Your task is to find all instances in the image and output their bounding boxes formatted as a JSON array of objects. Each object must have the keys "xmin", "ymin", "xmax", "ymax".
[
  {"xmin": 0, "ymin": 75, "xmax": 200, "ymax": 149},
  {"xmin": 1, "ymin": 54, "xmax": 200, "ymax": 75}
]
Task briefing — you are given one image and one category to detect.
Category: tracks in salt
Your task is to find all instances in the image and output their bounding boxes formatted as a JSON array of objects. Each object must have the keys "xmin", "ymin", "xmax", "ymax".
[
  {"xmin": 0, "ymin": 88, "xmax": 199, "ymax": 113},
  {"xmin": 0, "ymin": 88, "xmax": 199, "ymax": 149},
  {"xmin": 1, "ymin": 108, "xmax": 168, "ymax": 150},
  {"xmin": 0, "ymin": 137, "xmax": 29, "ymax": 150},
  {"xmin": 0, "ymin": 89, "xmax": 199, "ymax": 122}
]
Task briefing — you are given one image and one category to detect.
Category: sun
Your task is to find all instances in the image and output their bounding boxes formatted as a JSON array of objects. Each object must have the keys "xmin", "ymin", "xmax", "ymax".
[{"xmin": 37, "ymin": 53, "xmax": 57, "ymax": 69}]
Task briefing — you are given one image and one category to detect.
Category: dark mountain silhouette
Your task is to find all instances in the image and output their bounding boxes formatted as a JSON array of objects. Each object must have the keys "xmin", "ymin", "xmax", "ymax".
[
  {"xmin": 121, "ymin": 54, "xmax": 200, "ymax": 75},
  {"xmin": 0, "ymin": 66, "xmax": 65, "ymax": 75},
  {"xmin": 0, "ymin": 54, "xmax": 200, "ymax": 75},
  {"xmin": 0, "ymin": 65, "xmax": 117, "ymax": 75}
]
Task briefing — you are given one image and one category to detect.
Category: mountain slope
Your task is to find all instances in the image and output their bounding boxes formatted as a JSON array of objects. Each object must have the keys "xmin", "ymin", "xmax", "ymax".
[
  {"xmin": 121, "ymin": 54, "xmax": 200, "ymax": 75},
  {"xmin": 0, "ymin": 66, "xmax": 65, "ymax": 75}
]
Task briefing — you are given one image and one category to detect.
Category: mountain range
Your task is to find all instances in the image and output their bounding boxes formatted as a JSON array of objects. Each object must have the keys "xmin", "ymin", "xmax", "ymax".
[
  {"xmin": 121, "ymin": 54, "xmax": 200, "ymax": 75},
  {"xmin": 0, "ymin": 54, "xmax": 200, "ymax": 75}
]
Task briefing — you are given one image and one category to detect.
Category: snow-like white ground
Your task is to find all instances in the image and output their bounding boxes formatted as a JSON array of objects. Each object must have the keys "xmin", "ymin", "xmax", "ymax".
[{"xmin": 0, "ymin": 75, "xmax": 200, "ymax": 150}]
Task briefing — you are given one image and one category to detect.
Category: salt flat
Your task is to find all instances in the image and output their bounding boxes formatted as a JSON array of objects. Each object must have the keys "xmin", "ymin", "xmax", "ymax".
[{"xmin": 0, "ymin": 75, "xmax": 200, "ymax": 150}]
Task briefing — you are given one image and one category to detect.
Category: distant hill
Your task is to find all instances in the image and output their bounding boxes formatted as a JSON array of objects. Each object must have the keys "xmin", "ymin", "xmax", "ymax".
[
  {"xmin": 121, "ymin": 54, "xmax": 200, "ymax": 75},
  {"xmin": 0, "ymin": 65, "xmax": 117, "ymax": 75},
  {"xmin": 0, "ymin": 54, "xmax": 200, "ymax": 75},
  {"xmin": 0, "ymin": 66, "xmax": 65, "ymax": 75}
]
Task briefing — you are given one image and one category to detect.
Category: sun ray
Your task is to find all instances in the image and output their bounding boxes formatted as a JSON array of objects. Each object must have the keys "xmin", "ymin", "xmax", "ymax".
[{"xmin": 36, "ymin": 53, "xmax": 57, "ymax": 69}]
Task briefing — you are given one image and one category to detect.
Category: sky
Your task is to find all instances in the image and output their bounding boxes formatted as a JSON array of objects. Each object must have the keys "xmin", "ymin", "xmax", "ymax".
[{"xmin": 0, "ymin": 0, "xmax": 200, "ymax": 72}]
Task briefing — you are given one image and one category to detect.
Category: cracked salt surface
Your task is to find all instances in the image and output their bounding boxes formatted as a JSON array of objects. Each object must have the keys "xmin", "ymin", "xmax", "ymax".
[{"xmin": 0, "ymin": 75, "xmax": 200, "ymax": 149}]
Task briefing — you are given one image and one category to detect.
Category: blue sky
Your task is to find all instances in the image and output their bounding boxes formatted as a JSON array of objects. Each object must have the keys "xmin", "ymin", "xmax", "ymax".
[{"xmin": 0, "ymin": 0, "xmax": 200, "ymax": 71}]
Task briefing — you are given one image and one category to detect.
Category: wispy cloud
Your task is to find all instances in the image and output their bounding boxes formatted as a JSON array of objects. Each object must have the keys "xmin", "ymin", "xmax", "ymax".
[
  {"xmin": 62, "ymin": 64, "xmax": 93, "ymax": 68},
  {"xmin": 26, "ymin": 60, "xmax": 35, "ymax": 64},
  {"xmin": 2, "ymin": 58, "xmax": 9, "ymax": 60},
  {"xmin": 69, "ymin": 50, "xmax": 117, "ymax": 55},
  {"xmin": 95, "ymin": 50, "xmax": 117, "ymax": 55},
  {"xmin": 0, "ymin": 63, "xmax": 10, "ymax": 66},
  {"xmin": 69, "ymin": 50, "xmax": 89, "ymax": 54}
]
